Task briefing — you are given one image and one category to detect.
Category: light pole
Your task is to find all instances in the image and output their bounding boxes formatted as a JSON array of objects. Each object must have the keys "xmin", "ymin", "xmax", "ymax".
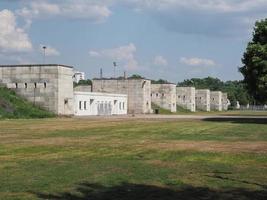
[
  {"xmin": 43, "ymin": 46, "xmax": 46, "ymax": 64},
  {"xmin": 113, "ymin": 62, "xmax": 117, "ymax": 78}
]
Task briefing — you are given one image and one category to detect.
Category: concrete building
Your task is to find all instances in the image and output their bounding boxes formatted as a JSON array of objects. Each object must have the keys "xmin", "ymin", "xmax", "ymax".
[
  {"xmin": 176, "ymin": 87, "xmax": 196, "ymax": 112},
  {"xmin": 151, "ymin": 84, "xmax": 177, "ymax": 112},
  {"xmin": 73, "ymin": 71, "xmax": 85, "ymax": 83},
  {"xmin": 74, "ymin": 92, "xmax": 127, "ymax": 116},
  {"xmin": 210, "ymin": 91, "xmax": 222, "ymax": 111},
  {"xmin": 222, "ymin": 93, "xmax": 230, "ymax": 111},
  {"xmin": 0, "ymin": 64, "xmax": 74, "ymax": 115},
  {"xmin": 92, "ymin": 78, "xmax": 152, "ymax": 114},
  {"xmin": 195, "ymin": 89, "xmax": 210, "ymax": 111}
]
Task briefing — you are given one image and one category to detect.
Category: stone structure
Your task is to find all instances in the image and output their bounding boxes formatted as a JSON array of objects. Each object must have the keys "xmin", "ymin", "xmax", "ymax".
[
  {"xmin": 176, "ymin": 87, "xmax": 196, "ymax": 112},
  {"xmin": 92, "ymin": 78, "xmax": 152, "ymax": 114},
  {"xmin": 222, "ymin": 93, "xmax": 230, "ymax": 111},
  {"xmin": 195, "ymin": 89, "xmax": 210, "ymax": 111},
  {"xmin": 73, "ymin": 71, "xmax": 85, "ymax": 83},
  {"xmin": 210, "ymin": 91, "xmax": 222, "ymax": 111},
  {"xmin": 0, "ymin": 64, "xmax": 74, "ymax": 115},
  {"xmin": 151, "ymin": 84, "xmax": 177, "ymax": 112},
  {"xmin": 74, "ymin": 85, "xmax": 92, "ymax": 92},
  {"xmin": 74, "ymin": 92, "xmax": 127, "ymax": 116}
]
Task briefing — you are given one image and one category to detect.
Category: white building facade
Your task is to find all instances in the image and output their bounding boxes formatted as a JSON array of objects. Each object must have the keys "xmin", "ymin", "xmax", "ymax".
[
  {"xmin": 73, "ymin": 71, "xmax": 85, "ymax": 83},
  {"xmin": 74, "ymin": 92, "xmax": 127, "ymax": 116}
]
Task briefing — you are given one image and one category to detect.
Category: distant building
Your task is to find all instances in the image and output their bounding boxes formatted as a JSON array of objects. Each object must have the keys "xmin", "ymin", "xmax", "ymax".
[
  {"xmin": 0, "ymin": 64, "xmax": 74, "ymax": 115},
  {"xmin": 74, "ymin": 92, "xmax": 127, "ymax": 116},
  {"xmin": 210, "ymin": 91, "xmax": 223, "ymax": 111},
  {"xmin": 176, "ymin": 87, "xmax": 196, "ymax": 112},
  {"xmin": 151, "ymin": 84, "xmax": 177, "ymax": 112},
  {"xmin": 73, "ymin": 71, "xmax": 85, "ymax": 83},
  {"xmin": 92, "ymin": 78, "xmax": 152, "ymax": 114},
  {"xmin": 195, "ymin": 89, "xmax": 211, "ymax": 111},
  {"xmin": 222, "ymin": 93, "xmax": 230, "ymax": 111}
]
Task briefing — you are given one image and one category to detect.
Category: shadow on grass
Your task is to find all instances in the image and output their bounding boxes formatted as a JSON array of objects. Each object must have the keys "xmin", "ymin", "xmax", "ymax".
[
  {"xmin": 33, "ymin": 182, "xmax": 267, "ymax": 200},
  {"xmin": 203, "ymin": 117, "xmax": 267, "ymax": 124}
]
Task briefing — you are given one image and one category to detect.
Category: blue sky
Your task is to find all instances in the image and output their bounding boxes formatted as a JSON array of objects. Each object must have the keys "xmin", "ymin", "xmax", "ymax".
[{"xmin": 0, "ymin": 0, "xmax": 266, "ymax": 83}]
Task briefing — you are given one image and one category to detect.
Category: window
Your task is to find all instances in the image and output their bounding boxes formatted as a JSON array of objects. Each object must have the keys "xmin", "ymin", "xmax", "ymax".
[
  {"xmin": 156, "ymin": 93, "xmax": 158, "ymax": 97},
  {"xmin": 15, "ymin": 83, "xmax": 18, "ymax": 88},
  {"xmin": 44, "ymin": 82, "xmax": 47, "ymax": 88},
  {"xmin": 79, "ymin": 101, "xmax": 82, "ymax": 110},
  {"xmin": 123, "ymin": 102, "xmax": 125, "ymax": 110},
  {"xmin": 183, "ymin": 95, "xmax": 186, "ymax": 99},
  {"xmin": 119, "ymin": 102, "xmax": 122, "ymax": 110},
  {"xmin": 90, "ymin": 99, "xmax": 94, "ymax": 105},
  {"xmin": 25, "ymin": 83, "xmax": 27, "ymax": 89},
  {"xmin": 162, "ymin": 93, "xmax": 165, "ymax": 97},
  {"xmin": 84, "ymin": 101, "xmax": 87, "ymax": 110},
  {"xmin": 34, "ymin": 82, "xmax": 37, "ymax": 88}
]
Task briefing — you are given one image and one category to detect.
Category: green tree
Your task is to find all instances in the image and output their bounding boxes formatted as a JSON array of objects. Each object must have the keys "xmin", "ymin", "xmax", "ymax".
[
  {"xmin": 151, "ymin": 79, "xmax": 170, "ymax": 84},
  {"xmin": 128, "ymin": 74, "xmax": 144, "ymax": 79},
  {"xmin": 73, "ymin": 79, "xmax": 92, "ymax": 87},
  {"xmin": 239, "ymin": 18, "xmax": 267, "ymax": 104}
]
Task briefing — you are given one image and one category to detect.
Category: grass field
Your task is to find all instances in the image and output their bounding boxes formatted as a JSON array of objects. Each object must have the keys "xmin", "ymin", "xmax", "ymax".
[{"xmin": 1, "ymin": 117, "xmax": 267, "ymax": 199}]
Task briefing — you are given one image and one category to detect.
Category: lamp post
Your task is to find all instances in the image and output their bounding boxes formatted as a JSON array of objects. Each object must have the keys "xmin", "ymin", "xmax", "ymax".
[
  {"xmin": 43, "ymin": 46, "xmax": 46, "ymax": 64},
  {"xmin": 113, "ymin": 62, "xmax": 117, "ymax": 78}
]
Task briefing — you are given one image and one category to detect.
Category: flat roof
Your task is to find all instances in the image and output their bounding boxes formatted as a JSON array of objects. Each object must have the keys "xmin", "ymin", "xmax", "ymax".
[
  {"xmin": 93, "ymin": 77, "xmax": 151, "ymax": 81},
  {"xmin": 74, "ymin": 91, "xmax": 127, "ymax": 97},
  {"xmin": 0, "ymin": 64, "xmax": 74, "ymax": 69}
]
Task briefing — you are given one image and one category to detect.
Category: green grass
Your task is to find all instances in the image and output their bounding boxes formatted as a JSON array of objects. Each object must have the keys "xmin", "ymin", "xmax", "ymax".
[
  {"xmin": 0, "ymin": 118, "xmax": 267, "ymax": 199},
  {"xmin": 0, "ymin": 87, "xmax": 54, "ymax": 119}
]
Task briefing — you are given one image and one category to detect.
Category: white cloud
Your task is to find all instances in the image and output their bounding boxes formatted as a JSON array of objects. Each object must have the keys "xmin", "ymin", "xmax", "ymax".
[
  {"xmin": 0, "ymin": 9, "xmax": 32, "ymax": 53},
  {"xmin": 89, "ymin": 43, "xmax": 139, "ymax": 70},
  {"xmin": 153, "ymin": 55, "xmax": 168, "ymax": 66},
  {"xmin": 16, "ymin": 0, "xmax": 112, "ymax": 23},
  {"xmin": 123, "ymin": 0, "xmax": 267, "ymax": 13},
  {"xmin": 40, "ymin": 45, "xmax": 60, "ymax": 56},
  {"xmin": 180, "ymin": 57, "xmax": 216, "ymax": 67},
  {"xmin": 120, "ymin": 0, "xmax": 267, "ymax": 37},
  {"xmin": 89, "ymin": 50, "xmax": 100, "ymax": 57}
]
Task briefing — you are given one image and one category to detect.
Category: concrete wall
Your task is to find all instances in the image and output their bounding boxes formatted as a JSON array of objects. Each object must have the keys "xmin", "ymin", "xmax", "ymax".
[
  {"xmin": 92, "ymin": 79, "xmax": 152, "ymax": 114},
  {"xmin": 74, "ymin": 92, "xmax": 127, "ymax": 116},
  {"xmin": 74, "ymin": 85, "xmax": 92, "ymax": 92},
  {"xmin": 151, "ymin": 84, "xmax": 176, "ymax": 112},
  {"xmin": 176, "ymin": 87, "xmax": 196, "ymax": 112},
  {"xmin": 0, "ymin": 64, "xmax": 74, "ymax": 115},
  {"xmin": 195, "ymin": 89, "xmax": 210, "ymax": 111},
  {"xmin": 210, "ymin": 91, "xmax": 222, "ymax": 111},
  {"xmin": 222, "ymin": 93, "xmax": 230, "ymax": 111}
]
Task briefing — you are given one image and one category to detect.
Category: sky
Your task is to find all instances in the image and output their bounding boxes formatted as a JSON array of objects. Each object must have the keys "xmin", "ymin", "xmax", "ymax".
[{"xmin": 0, "ymin": 0, "xmax": 266, "ymax": 83}]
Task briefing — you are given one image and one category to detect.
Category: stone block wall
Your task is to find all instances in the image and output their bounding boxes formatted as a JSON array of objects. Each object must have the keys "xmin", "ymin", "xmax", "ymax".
[
  {"xmin": 92, "ymin": 79, "xmax": 152, "ymax": 114},
  {"xmin": 222, "ymin": 93, "xmax": 230, "ymax": 111},
  {"xmin": 151, "ymin": 84, "xmax": 177, "ymax": 112},
  {"xmin": 195, "ymin": 89, "xmax": 210, "ymax": 111},
  {"xmin": 176, "ymin": 87, "xmax": 196, "ymax": 112},
  {"xmin": 0, "ymin": 64, "xmax": 74, "ymax": 115},
  {"xmin": 210, "ymin": 91, "xmax": 222, "ymax": 111}
]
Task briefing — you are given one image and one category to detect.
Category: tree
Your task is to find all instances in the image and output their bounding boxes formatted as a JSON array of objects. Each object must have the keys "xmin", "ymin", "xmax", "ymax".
[
  {"xmin": 73, "ymin": 79, "xmax": 92, "ymax": 87},
  {"xmin": 128, "ymin": 74, "xmax": 144, "ymax": 79},
  {"xmin": 151, "ymin": 79, "xmax": 170, "ymax": 84},
  {"xmin": 239, "ymin": 18, "xmax": 267, "ymax": 104}
]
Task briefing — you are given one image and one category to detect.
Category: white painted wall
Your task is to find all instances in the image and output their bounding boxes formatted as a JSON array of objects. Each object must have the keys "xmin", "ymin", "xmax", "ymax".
[
  {"xmin": 74, "ymin": 92, "xmax": 127, "ymax": 116},
  {"xmin": 73, "ymin": 71, "xmax": 85, "ymax": 83}
]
